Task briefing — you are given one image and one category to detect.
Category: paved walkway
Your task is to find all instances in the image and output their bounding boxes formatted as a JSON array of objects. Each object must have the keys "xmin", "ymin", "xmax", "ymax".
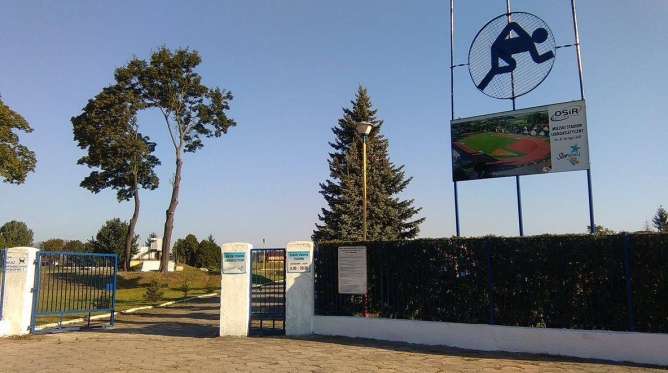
[{"xmin": 1, "ymin": 297, "xmax": 665, "ymax": 372}]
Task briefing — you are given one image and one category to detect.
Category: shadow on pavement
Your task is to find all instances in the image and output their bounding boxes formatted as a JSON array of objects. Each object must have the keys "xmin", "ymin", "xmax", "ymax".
[{"xmin": 98, "ymin": 296, "xmax": 661, "ymax": 370}]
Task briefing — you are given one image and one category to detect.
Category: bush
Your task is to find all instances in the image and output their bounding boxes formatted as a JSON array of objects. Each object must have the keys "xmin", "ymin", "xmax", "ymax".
[
  {"xmin": 142, "ymin": 279, "xmax": 167, "ymax": 302},
  {"xmin": 204, "ymin": 278, "xmax": 218, "ymax": 294},
  {"xmin": 180, "ymin": 281, "xmax": 191, "ymax": 298}
]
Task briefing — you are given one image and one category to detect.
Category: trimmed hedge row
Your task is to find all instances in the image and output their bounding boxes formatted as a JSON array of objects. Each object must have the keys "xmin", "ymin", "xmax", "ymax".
[{"xmin": 314, "ymin": 233, "xmax": 668, "ymax": 333}]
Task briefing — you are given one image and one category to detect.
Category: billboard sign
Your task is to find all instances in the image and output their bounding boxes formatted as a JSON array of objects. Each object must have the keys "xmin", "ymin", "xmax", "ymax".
[{"xmin": 451, "ymin": 100, "xmax": 588, "ymax": 181}]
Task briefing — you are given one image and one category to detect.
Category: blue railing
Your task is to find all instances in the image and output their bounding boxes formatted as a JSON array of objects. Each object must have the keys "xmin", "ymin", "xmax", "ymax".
[
  {"xmin": 0, "ymin": 248, "xmax": 6, "ymax": 320},
  {"xmin": 30, "ymin": 251, "xmax": 117, "ymax": 333}
]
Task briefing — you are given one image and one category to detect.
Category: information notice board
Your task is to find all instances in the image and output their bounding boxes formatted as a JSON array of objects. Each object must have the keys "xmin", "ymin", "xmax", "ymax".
[{"xmin": 338, "ymin": 246, "xmax": 367, "ymax": 294}]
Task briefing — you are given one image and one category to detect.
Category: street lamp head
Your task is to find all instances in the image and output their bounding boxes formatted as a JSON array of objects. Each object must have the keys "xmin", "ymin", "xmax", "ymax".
[{"xmin": 356, "ymin": 121, "xmax": 373, "ymax": 136}]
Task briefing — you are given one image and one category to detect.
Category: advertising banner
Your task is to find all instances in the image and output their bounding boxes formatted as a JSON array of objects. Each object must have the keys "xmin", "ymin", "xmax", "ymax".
[{"xmin": 451, "ymin": 100, "xmax": 588, "ymax": 181}]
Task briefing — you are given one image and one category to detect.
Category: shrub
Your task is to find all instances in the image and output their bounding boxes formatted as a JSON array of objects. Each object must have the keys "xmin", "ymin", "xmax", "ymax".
[
  {"xmin": 142, "ymin": 279, "xmax": 166, "ymax": 302},
  {"xmin": 180, "ymin": 281, "xmax": 191, "ymax": 298}
]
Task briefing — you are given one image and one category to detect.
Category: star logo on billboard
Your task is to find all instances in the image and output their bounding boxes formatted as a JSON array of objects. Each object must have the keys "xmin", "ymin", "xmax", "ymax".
[{"xmin": 570, "ymin": 144, "xmax": 581, "ymax": 154}]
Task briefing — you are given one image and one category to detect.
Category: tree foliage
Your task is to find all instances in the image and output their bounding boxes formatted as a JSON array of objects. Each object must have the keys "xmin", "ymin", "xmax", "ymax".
[
  {"xmin": 73, "ymin": 82, "xmax": 160, "ymax": 271},
  {"xmin": 0, "ymin": 93, "xmax": 37, "ymax": 184},
  {"xmin": 144, "ymin": 232, "xmax": 158, "ymax": 248},
  {"xmin": 0, "ymin": 220, "xmax": 33, "ymax": 247},
  {"xmin": 173, "ymin": 234, "xmax": 199, "ymax": 266},
  {"xmin": 41, "ymin": 238, "xmax": 66, "ymax": 251},
  {"xmin": 63, "ymin": 239, "xmax": 91, "ymax": 253},
  {"xmin": 652, "ymin": 206, "xmax": 668, "ymax": 232},
  {"xmin": 115, "ymin": 46, "xmax": 236, "ymax": 273},
  {"xmin": 89, "ymin": 218, "xmax": 139, "ymax": 267},
  {"xmin": 313, "ymin": 85, "xmax": 425, "ymax": 241},
  {"xmin": 72, "ymin": 85, "xmax": 159, "ymax": 201},
  {"xmin": 40, "ymin": 238, "xmax": 91, "ymax": 252},
  {"xmin": 587, "ymin": 225, "xmax": 616, "ymax": 235},
  {"xmin": 197, "ymin": 235, "xmax": 220, "ymax": 269}
]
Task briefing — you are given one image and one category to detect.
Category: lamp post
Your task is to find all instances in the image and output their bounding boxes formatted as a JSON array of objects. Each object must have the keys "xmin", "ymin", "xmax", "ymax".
[
  {"xmin": 356, "ymin": 122, "xmax": 373, "ymax": 240},
  {"xmin": 356, "ymin": 121, "xmax": 373, "ymax": 318}
]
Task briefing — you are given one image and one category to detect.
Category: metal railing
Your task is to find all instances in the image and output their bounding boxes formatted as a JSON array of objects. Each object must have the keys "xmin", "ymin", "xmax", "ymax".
[
  {"xmin": 315, "ymin": 233, "xmax": 668, "ymax": 333},
  {"xmin": 0, "ymin": 248, "xmax": 6, "ymax": 320},
  {"xmin": 30, "ymin": 251, "xmax": 117, "ymax": 333}
]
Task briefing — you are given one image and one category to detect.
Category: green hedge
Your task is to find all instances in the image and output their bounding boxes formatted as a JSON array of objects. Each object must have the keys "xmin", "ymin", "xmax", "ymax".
[{"xmin": 314, "ymin": 233, "xmax": 668, "ymax": 333}]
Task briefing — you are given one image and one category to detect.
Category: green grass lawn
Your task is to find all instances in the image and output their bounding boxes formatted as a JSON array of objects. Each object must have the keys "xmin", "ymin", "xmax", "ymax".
[
  {"xmin": 114, "ymin": 266, "xmax": 221, "ymax": 311},
  {"xmin": 459, "ymin": 132, "xmax": 518, "ymax": 155},
  {"xmin": 31, "ymin": 266, "xmax": 221, "ymax": 326}
]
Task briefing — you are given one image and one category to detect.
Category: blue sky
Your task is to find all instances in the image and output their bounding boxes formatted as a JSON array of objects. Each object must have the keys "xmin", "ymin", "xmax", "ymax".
[{"xmin": 1, "ymin": 1, "xmax": 666, "ymax": 248}]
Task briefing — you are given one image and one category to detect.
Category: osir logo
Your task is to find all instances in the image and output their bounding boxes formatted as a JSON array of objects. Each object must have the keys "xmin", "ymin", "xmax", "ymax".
[{"xmin": 551, "ymin": 104, "xmax": 583, "ymax": 122}]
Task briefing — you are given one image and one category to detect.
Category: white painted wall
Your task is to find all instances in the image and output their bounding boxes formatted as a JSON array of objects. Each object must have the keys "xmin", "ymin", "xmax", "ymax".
[
  {"xmin": 0, "ymin": 247, "xmax": 39, "ymax": 337},
  {"xmin": 134, "ymin": 260, "xmax": 175, "ymax": 272},
  {"xmin": 312, "ymin": 316, "xmax": 668, "ymax": 366},
  {"xmin": 219, "ymin": 242, "xmax": 252, "ymax": 336},
  {"xmin": 285, "ymin": 241, "xmax": 314, "ymax": 336}
]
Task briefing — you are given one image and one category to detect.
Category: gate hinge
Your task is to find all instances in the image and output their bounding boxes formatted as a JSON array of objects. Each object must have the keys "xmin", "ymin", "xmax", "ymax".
[{"xmin": 30, "ymin": 288, "xmax": 34, "ymax": 293}]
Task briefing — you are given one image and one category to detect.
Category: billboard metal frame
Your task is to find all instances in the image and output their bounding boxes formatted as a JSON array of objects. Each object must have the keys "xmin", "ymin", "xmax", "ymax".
[{"xmin": 449, "ymin": 0, "xmax": 595, "ymax": 236}]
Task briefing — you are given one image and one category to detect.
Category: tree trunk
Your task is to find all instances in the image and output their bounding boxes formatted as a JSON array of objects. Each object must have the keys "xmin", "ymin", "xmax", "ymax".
[
  {"xmin": 160, "ymin": 156, "xmax": 182, "ymax": 273},
  {"xmin": 124, "ymin": 175, "xmax": 141, "ymax": 272}
]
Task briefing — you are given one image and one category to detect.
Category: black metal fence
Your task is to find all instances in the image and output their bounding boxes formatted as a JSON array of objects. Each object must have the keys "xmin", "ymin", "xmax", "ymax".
[
  {"xmin": 249, "ymin": 248, "xmax": 286, "ymax": 336},
  {"xmin": 314, "ymin": 233, "xmax": 668, "ymax": 333},
  {"xmin": 31, "ymin": 251, "xmax": 117, "ymax": 333}
]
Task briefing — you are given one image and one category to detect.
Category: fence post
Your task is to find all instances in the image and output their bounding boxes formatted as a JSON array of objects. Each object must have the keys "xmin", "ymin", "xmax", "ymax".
[
  {"xmin": 0, "ymin": 247, "xmax": 39, "ymax": 336},
  {"xmin": 380, "ymin": 240, "xmax": 384, "ymax": 318},
  {"xmin": 0, "ymin": 248, "xmax": 6, "ymax": 320},
  {"xmin": 622, "ymin": 232, "xmax": 635, "ymax": 332},
  {"xmin": 285, "ymin": 241, "xmax": 314, "ymax": 336},
  {"xmin": 219, "ymin": 242, "xmax": 252, "ymax": 337},
  {"xmin": 314, "ymin": 243, "xmax": 319, "ymax": 316},
  {"xmin": 486, "ymin": 237, "xmax": 495, "ymax": 325}
]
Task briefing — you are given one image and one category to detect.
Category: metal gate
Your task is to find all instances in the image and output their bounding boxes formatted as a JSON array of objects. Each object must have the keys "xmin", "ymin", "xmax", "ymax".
[
  {"xmin": 249, "ymin": 248, "xmax": 286, "ymax": 336},
  {"xmin": 30, "ymin": 251, "xmax": 117, "ymax": 334}
]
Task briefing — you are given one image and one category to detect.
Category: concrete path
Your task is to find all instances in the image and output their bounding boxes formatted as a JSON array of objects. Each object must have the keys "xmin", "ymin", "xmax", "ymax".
[{"xmin": 0, "ymin": 297, "xmax": 664, "ymax": 372}]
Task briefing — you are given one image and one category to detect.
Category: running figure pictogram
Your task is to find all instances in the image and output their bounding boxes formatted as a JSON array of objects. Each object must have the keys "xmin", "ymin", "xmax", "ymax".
[{"xmin": 477, "ymin": 22, "xmax": 554, "ymax": 91}]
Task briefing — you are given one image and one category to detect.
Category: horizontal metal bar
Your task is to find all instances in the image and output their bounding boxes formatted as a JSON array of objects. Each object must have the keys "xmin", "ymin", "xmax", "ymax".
[{"xmin": 37, "ymin": 251, "xmax": 117, "ymax": 258}]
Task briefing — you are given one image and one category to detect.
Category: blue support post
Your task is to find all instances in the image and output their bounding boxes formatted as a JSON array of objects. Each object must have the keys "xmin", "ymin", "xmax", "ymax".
[
  {"xmin": 454, "ymin": 182, "xmax": 461, "ymax": 237},
  {"xmin": 516, "ymin": 176, "xmax": 524, "ymax": 236},
  {"xmin": 29, "ymin": 252, "xmax": 42, "ymax": 333}
]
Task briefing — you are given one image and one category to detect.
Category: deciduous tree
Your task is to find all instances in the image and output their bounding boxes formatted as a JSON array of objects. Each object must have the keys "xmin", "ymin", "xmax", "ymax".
[
  {"xmin": 313, "ymin": 85, "xmax": 425, "ymax": 241},
  {"xmin": 116, "ymin": 46, "xmax": 236, "ymax": 273},
  {"xmin": 41, "ymin": 238, "xmax": 66, "ymax": 251},
  {"xmin": 173, "ymin": 234, "xmax": 198, "ymax": 266},
  {"xmin": 0, "ymin": 93, "xmax": 36, "ymax": 184},
  {"xmin": 197, "ymin": 235, "xmax": 220, "ymax": 269},
  {"xmin": 0, "ymin": 220, "xmax": 33, "ymax": 247},
  {"xmin": 89, "ymin": 218, "xmax": 139, "ymax": 267},
  {"xmin": 63, "ymin": 240, "xmax": 91, "ymax": 253},
  {"xmin": 72, "ymin": 84, "xmax": 160, "ymax": 271}
]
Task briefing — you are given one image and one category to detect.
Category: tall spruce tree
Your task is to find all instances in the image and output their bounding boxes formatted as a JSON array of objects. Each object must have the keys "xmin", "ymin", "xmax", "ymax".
[{"xmin": 313, "ymin": 85, "xmax": 424, "ymax": 241}]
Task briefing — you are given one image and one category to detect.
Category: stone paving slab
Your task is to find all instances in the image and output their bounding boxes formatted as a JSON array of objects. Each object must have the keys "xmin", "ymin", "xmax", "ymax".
[{"xmin": 0, "ymin": 297, "xmax": 665, "ymax": 372}]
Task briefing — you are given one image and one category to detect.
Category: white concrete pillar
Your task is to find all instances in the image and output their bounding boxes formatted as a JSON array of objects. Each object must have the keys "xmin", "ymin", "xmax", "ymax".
[
  {"xmin": 0, "ymin": 247, "xmax": 39, "ymax": 337},
  {"xmin": 219, "ymin": 242, "xmax": 252, "ymax": 336},
  {"xmin": 285, "ymin": 241, "xmax": 314, "ymax": 336}
]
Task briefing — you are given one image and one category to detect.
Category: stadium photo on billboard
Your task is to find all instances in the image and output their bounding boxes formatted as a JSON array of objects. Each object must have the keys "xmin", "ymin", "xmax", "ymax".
[{"xmin": 451, "ymin": 100, "xmax": 588, "ymax": 182}]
